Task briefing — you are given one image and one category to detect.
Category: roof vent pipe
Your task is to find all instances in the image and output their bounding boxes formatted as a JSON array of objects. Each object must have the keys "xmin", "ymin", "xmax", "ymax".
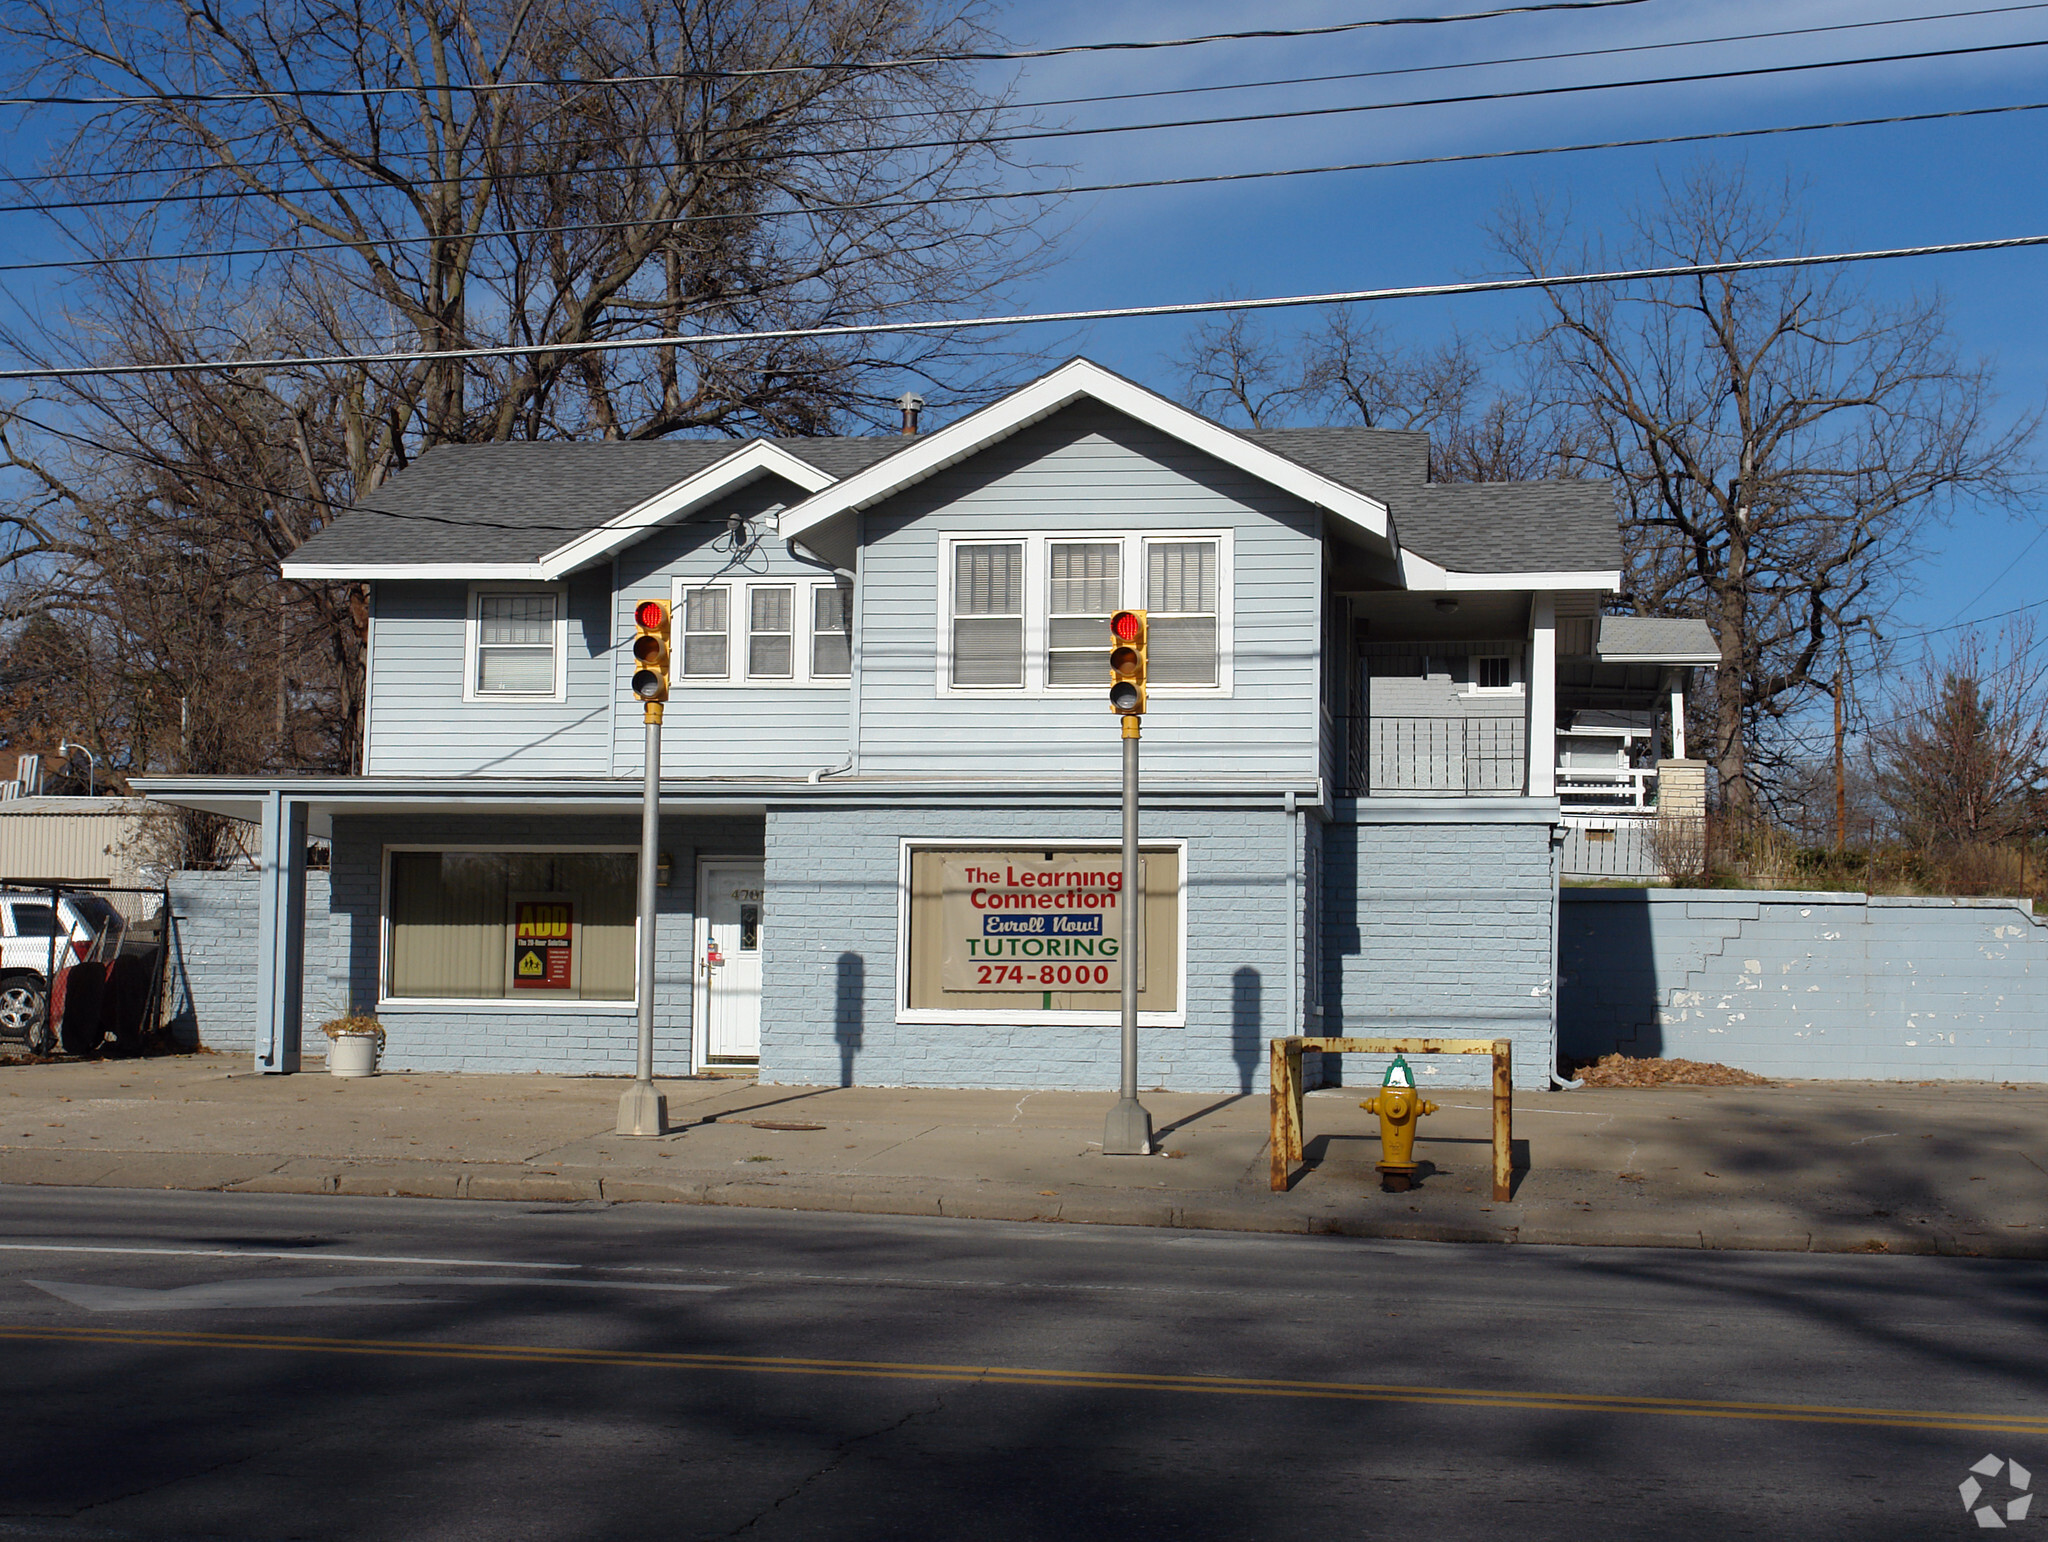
[{"xmin": 896, "ymin": 392, "xmax": 925, "ymax": 435}]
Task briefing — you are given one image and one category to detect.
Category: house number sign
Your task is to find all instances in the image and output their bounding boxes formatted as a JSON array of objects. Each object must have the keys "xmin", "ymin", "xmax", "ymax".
[{"xmin": 512, "ymin": 901, "xmax": 574, "ymax": 990}]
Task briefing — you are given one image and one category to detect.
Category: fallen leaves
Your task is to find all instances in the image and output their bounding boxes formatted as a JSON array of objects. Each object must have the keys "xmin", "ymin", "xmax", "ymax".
[{"xmin": 1576, "ymin": 1054, "xmax": 1769, "ymax": 1088}]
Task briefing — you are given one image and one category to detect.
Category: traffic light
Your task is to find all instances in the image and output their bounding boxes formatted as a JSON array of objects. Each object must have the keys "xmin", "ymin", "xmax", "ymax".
[
  {"xmin": 1108, "ymin": 608, "xmax": 1147, "ymax": 716},
  {"xmin": 631, "ymin": 599, "xmax": 670, "ymax": 714}
]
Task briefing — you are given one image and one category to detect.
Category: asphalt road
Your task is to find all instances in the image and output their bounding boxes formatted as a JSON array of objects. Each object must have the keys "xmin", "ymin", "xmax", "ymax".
[{"xmin": 0, "ymin": 1187, "xmax": 2041, "ymax": 1541}]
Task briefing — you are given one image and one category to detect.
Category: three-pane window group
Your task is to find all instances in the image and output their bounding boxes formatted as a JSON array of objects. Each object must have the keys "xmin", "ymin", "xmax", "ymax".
[
  {"xmin": 951, "ymin": 537, "xmax": 1221, "ymax": 689},
  {"xmin": 679, "ymin": 581, "xmax": 851, "ymax": 683}
]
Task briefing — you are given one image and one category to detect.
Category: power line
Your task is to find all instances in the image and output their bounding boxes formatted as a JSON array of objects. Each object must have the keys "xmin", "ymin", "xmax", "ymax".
[
  {"xmin": 7, "ymin": 1, "xmax": 2032, "ymax": 196},
  {"xmin": 4, "ymin": 230, "xmax": 2044, "ymax": 384},
  {"xmin": 11, "ymin": 39, "xmax": 2044, "ymax": 279},
  {"xmin": 10, "ymin": 96, "xmax": 2043, "ymax": 275},
  {"xmin": 10, "ymin": 9, "xmax": 2046, "ymax": 221},
  {"xmin": 0, "ymin": 0, "xmax": 1662, "ymax": 109}
]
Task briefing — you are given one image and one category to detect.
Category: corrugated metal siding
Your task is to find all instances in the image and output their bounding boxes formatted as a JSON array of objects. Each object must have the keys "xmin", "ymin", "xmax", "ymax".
[
  {"xmin": 364, "ymin": 574, "xmax": 614, "ymax": 775},
  {"xmin": 0, "ymin": 801, "xmax": 158, "ymax": 885},
  {"xmin": 610, "ymin": 479, "xmax": 849, "ymax": 778},
  {"xmin": 856, "ymin": 402, "xmax": 1321, "ymax": 779}
]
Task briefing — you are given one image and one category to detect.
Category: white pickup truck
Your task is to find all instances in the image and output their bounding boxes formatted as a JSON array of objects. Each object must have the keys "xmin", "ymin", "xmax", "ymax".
[{"xmin": 0, "ymin": 891, "xmax": 127, "ymax": 1054}]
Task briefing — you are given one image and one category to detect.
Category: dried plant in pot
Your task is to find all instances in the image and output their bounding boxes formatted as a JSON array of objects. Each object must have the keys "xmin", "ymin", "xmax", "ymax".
[{"xmin": 319, "ymin": 1013, "xmax": 384, "ymax": 1078}]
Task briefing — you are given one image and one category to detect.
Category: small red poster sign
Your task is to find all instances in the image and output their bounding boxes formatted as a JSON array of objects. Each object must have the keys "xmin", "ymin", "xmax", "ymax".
[{"xmin": 512, "ymin": 901, "xmax": 573, "ymax": 990}]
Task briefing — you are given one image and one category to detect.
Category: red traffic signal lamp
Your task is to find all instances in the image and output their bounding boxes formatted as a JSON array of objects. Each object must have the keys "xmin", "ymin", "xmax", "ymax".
[
  {"xmin": 1109, "ymin": 609, "xmax": 1147, "ymax": 716},
  {"xmin": 631, "ymin": 599, "xmax": 670, "ymax": 713}
]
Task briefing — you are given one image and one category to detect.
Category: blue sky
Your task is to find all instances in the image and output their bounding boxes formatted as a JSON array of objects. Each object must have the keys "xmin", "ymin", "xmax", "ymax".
[
  {"xmin": 974, "ymin": 0, "xmax": 2048, "ymax": 684},
  {"xmin": 1, "ymin": 0, "xmax": 2042, "ymax": 711}
]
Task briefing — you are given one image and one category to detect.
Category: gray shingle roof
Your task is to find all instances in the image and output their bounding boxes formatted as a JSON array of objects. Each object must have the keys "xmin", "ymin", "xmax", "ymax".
[
  {"xmin": 1244, "ymin": 425, "xmax": 1619, "ymax": 574},
  {"xmin": 287, "ymin": 411, "xmax": 1619, "ymax": 577},
  {"xmin": 1596, "ymin": 614, "xmax": 1717, "ymax": 662},
  {"xmin": 1240, "ymin": 426, "xmax": 1430, "ymax": 492},
  {"xmin": 1388, "ymin": 482, "xmax": 1622, "ymax": 574},
  {"xmin": 287, "ymin": 437, "xmax": 908, "ymax": 567}
]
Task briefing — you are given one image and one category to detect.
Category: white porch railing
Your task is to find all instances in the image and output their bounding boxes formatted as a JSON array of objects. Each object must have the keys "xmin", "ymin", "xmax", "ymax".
[{"xmin": 1556, "ymin": 766, "xmax": 1659, "ymax": 811}]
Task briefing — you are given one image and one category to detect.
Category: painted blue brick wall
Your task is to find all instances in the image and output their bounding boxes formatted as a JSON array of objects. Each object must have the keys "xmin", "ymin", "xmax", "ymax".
[
  {"xmin": 327, "ymin": 813, "xmax": 760, "ymax": 1073},
  {"xmin": 165, "ymin": 869, "xmax": 332, "ymax": 1050},
  {"xmin": 1560, "ymin": 889, "xmax": 2048, "ymax": 1080},
  {"xmin": 1321, "ymin": 804, "xmax": 1560, "ymax": 1088},
  {"xmin": 760, "ymin": 798, "xmax": 1309, "ymax": 1094}
]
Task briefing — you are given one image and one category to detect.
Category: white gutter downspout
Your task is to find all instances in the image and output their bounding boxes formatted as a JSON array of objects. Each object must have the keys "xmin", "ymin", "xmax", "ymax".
[
  {"xmin": 1285, "ymin": 788, "xmax": 1300, "ymax": 1039},
  {"xmin": 789, "ymin": 536, "xmax": 858, "ymax": 783}
]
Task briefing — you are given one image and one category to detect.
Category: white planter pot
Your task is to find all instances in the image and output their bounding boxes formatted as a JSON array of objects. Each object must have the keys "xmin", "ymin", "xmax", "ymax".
[{"xmin": 328, "ymin": 1034, "xmax": 379, "ymax": 1078}]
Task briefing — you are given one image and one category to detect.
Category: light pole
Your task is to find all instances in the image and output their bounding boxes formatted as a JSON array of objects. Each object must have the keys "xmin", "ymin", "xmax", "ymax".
[
  {"xmin": 618, "ymin": 600, "xmax": 671, "ymax": 1138},
  {"xmin": 56, "ymin": 741, "xmax": 97, "ymax": 797},
  {"xmin": 1103, "ymin": 609, "xmax": 1153, "ymax": 1156}
]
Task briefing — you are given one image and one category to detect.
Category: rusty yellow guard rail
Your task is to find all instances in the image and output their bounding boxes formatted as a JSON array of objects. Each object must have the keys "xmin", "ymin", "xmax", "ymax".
[{"xmin": 1269, "ymin": 1037, "xmax": 1513, "ymax": 1202}]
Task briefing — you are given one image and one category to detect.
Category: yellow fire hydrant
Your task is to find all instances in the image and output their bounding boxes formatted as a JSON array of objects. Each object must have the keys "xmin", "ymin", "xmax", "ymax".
[{"xmin": 1362, "ymin": 1055, "xmax": 1438, "ymax": 1193}]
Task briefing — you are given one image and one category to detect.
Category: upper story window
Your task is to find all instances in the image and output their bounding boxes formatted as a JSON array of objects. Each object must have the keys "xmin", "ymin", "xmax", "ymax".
[
  {"xmin": 939, "ymin": 532, "xmax": 1232, "ymax": 696},
  {"xmin": 674, "ymin": 577, "xmax": 850, "ymax": 687},
  {"xmin": 465, "ymin": 585, "xmax": 567, "ymax": 701},
  {"xmin": 811, "ymin": 585, "xmax": 852, "ymax": 678},
  {"xmin": 951, "ymin": 543, "xmax": 1025, "ymax": 686},
  {"xmin": 1046, "ymin": 542, "xmax": 1120, "ymax": 686},
  {"xmin": 1145, "ymin": 541, "xmax": 1218, "ymax": 687}
]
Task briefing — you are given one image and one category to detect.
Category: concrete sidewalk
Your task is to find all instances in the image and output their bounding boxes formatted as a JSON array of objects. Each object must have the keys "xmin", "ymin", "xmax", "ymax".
[{"xmin": 1, "ymin": 1053, "xmax": 2044, "ymax": 1256}]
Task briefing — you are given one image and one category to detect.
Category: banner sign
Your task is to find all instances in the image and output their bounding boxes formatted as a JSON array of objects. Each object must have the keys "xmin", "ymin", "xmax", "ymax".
[
  {"xmin": 939, "ymin": 859, "xmax": 1136, "ymax": 992},
  {"xmin": 512, "ymin": 900, "xmax": 574, "ymax": 990}
]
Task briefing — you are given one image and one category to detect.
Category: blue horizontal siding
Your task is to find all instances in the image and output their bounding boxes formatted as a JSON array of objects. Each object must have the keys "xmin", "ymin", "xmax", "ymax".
[
  {"xmin": 856, "ymin": 403, "xmax": 1322, "ymax": 780},
  {"xmin": 365, "ymin": 575, "xmax": 612, "ymax": 776},
  {"xmin": 611, "ymin": 478, "xmax": 849, "ymax": 778}
]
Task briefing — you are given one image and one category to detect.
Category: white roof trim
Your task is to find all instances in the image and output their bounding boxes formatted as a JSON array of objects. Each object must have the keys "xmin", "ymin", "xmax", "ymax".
[
  {"xmin": 1599, "ymin": 646, "xmax": 1720, "ymax": 665},
  {"xmin": 282, "ymin": 561, "xmax": 547, "ymax": 580},
  {"xmin": 776, "ymin": 358, "xmax": 1392, "ymax": 545},
  {"xmin": 1397, "ymin": 547, "xmax": 1622, "ymax": 593},
  {"xmin": 534, "ymin": 440, "xmax": 835, "ymax": 578},
  {"xmin": 279, "ymin": 441, "xmax": 837, "ymax": 582}
]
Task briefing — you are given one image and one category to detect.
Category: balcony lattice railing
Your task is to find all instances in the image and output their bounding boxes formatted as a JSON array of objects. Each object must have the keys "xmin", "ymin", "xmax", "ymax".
[{"xmin": 1337, "ymin": 715, "xmax": 1526, "ymax": 796}]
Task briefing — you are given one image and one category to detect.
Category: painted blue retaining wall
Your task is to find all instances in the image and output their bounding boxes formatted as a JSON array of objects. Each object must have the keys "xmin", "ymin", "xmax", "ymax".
[{"xmin": 1560, "ymin": 888, "xmax": 2048, "ymax": 1080}]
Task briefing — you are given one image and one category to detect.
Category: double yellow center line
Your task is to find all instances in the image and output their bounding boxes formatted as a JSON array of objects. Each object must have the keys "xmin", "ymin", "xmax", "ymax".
[{"xmin": 6, "ymin": 1323, "xmax": 2044, "ymax": 1436}]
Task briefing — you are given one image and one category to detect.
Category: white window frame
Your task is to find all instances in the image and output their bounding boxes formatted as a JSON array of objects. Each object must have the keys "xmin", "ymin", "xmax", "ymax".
[
  {"xmin": 377, "ymin": 844, "xmax": 639, "ymax": 1013},
  {"xmin": 933, "ymin": 531, "xmax": 1234, "ymax": 698},
  {"xmin": 668, "ymin": 575, "xmax": 850, "ymax": 687},
  {"xmin": 463, "ymin": 583, "xmax": 569, "ymax": 703},
  {"xmin": 893, "ymin": 837, "xmax": 1189, "ymax": 1028},
  {"xmin": 1461, "ymin": 650, "xmax": 1525, "ymax": 697}
]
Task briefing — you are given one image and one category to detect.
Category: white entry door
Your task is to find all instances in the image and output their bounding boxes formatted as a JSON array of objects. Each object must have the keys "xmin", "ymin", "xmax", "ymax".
[{"xmin": 697, "ymin": 861, "xmax": 763, "ymax": 1066}]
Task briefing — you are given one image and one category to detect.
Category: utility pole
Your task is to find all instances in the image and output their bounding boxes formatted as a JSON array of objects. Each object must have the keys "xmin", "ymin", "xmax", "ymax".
[
  {"xmin": 1833, "ymin": 671, "xmax": 1847, "ymax": 853},
  {"xmin": 1104, "ymin": 609, "xmax": 1153, "ymax": 1156},
  {"xmin": 618, "ymin": 600, "xmax": 671, "ymax": 1138}
]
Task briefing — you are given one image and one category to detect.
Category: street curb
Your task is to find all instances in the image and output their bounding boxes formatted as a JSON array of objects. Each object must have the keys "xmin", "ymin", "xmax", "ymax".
[{"xmin": 8, "ymin": 1161, "xmax": 2046, "ymax": 1255}]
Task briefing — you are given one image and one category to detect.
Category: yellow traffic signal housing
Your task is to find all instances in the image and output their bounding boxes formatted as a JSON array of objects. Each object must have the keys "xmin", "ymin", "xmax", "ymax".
[
  {"xmin": 1108, "ymin": 608, "xmax": 1147, "ymax": 715},
  {"xmin": 631, "ymin": 598, "xmax": 671, "ymax": 713}
]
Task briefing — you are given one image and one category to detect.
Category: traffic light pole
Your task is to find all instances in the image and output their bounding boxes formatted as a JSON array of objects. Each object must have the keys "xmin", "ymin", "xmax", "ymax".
[
  {"xmin": 1102, "ymin": 714, "xmax": 1153, "ymax": 1156},
  {"xmin": 617, "ymin": 708, "xmax": 668, "ymax": 1137}
]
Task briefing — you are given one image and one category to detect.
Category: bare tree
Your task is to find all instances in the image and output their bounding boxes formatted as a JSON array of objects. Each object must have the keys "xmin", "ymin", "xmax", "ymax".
[
  {"xmin": 1497, "ymin": 165, "xmax": 2038, "ymax": 813},
  {"xmin": 1173, "ymin": 309, "xmax": 1573, "ymax": 481},
  {"xmin": 1871, "ymin": 625, "xmax": 2048, "ymax": 850},
  {"xmin": 0, "ymin": 0, "xmax": 1062, "ymax": 775}
]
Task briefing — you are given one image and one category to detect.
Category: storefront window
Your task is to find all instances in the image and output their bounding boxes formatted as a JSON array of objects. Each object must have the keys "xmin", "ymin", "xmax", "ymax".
[
  {"xmin": 386, "ymin": 851, "xmax": 636, "ymax": 1001},
  {"xmin": 900, "ymin": 845, "xmax": 1180, "ymax": 1017}
]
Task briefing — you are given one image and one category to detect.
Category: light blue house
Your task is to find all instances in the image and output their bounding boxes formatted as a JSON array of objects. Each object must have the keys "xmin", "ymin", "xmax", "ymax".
[{"xmin": 140, "ymin": 358, "xmax": 1702, "ymax": 1092}]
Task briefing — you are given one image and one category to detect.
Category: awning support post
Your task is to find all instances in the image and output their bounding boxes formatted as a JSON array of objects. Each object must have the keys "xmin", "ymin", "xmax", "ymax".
[{"xmin": 254, "ymin": 790, "xmax": 308, "ymax": 1074}]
